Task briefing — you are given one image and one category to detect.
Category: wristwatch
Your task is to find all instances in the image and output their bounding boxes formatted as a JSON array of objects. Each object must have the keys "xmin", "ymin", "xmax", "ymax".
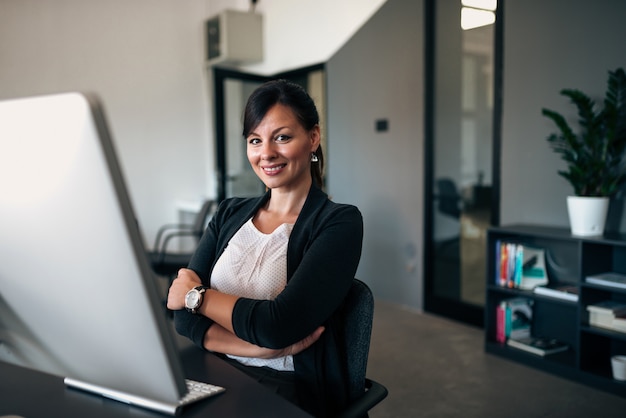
[{"xmin": 185, "ymin": 286, "xmax": 208, "ymax": 314}]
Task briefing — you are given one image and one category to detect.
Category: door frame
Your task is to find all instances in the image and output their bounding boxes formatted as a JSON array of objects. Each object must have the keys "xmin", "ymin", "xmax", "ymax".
[{"xmin": 422, "ymin": 0, "xmax": 503, "ymax": 327}]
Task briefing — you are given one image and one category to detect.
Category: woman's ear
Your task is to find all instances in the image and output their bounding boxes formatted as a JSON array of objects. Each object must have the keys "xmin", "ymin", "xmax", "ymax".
[{"xmin": 310, "ymin": 124, "xmax": 321, "ymax": 152}]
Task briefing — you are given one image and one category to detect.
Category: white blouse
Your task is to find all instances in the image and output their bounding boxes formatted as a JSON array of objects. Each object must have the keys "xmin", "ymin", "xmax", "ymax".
[{"xmin": 210, "ymin": 218, "xmax": 294, "ymax": 371}]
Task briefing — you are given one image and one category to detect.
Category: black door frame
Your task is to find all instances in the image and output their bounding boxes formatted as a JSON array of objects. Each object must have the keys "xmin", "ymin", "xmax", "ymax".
[{"xmin": 422, "ymin": 0, "xmax": 503, "ymax": 327}]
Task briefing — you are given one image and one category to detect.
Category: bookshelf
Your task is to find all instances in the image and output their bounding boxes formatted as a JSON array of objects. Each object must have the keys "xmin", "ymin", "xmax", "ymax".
[{"xmin": 485, "ymin": 224, "xmax": 626, "ymax": 398}]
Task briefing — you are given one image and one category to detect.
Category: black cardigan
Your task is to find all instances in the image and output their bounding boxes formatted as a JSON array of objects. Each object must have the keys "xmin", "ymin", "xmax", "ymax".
[{"xmin": 173, "ymin": 185, "xmax": 363, "ymax": 417}]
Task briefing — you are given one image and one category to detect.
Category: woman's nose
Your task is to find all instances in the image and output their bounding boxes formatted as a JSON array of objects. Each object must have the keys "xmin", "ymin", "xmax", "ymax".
[{"xmin": 259, "ymin": 141, "xmax": 277, "ymax": 159}]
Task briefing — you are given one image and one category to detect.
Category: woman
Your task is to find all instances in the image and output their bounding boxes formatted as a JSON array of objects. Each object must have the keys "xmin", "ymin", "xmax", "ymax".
[{"xmin": 167, "ymin": 79, "xmax": 363, "ymax": 417}]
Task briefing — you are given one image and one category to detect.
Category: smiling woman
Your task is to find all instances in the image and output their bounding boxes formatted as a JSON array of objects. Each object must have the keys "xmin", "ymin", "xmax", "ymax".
[{"xmin": 169, "ymin": 79, "xmax": 363, "ymax": 417}]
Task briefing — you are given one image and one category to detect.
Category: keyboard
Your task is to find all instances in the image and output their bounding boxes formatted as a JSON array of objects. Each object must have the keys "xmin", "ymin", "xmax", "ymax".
[
  {"xmin": 64, "ymin": 376, "xmax": 226, "ymax": 415},
  {"xmin": 179, "ymin": 379, "xmax": 225, "ymax": 406}
]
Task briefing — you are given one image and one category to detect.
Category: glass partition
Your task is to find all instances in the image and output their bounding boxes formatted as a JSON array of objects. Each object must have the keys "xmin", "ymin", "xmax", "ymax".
[{"xmin": 424, "ymin": 0, "xmax": 501, "ymax": 326}]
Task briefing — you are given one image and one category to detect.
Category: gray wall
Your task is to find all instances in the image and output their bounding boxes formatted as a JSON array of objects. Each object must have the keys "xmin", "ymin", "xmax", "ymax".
[
  {"xmin": 501, "ymin": 0, "xmax": 626, "ymax": 229},
  {"xmin": 327, "ymin": 0, "xmax": 626, "ymax": 312},
  {"xmin": 327, "ymin": 0, "xmax": 424, "ymax": 309}
]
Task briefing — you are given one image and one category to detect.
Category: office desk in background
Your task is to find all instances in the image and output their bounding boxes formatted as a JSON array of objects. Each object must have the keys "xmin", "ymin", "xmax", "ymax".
[{"xmin": 0, "ymin": 341, "xmax": 312, "ymax": 418}]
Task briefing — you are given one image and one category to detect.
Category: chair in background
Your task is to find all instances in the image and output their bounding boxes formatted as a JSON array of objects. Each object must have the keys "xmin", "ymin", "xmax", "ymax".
[
  {"xmin": 338, "ymin": 279, "xmax": 388, "ymax": 418},
  {"xmin": 433, "ymin": 178, "xmax": 462, "ymax": 274},
  {"xmin": 435, "ymin": 177, "xmax": 462, "ymax": 219},
  {"xmin": 148, "ymin": 199, "xmax": 217, "ymax": 279}
]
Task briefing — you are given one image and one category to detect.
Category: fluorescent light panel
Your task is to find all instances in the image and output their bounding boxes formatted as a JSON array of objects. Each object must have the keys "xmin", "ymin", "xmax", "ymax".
[{"xmin": 461, "ymin": 7, "xmax": 495, "ymax": 30}]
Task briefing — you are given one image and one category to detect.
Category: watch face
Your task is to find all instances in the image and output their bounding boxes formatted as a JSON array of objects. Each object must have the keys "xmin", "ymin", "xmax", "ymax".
[{"xmin": 185, "ymin": 289, "xmax": 200, "ymax": 309}]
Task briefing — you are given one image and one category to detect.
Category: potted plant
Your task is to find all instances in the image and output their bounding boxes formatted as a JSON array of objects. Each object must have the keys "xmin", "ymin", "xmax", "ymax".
[{"xmin": 542, "ymin": 67, "xmax": 626, "ymax": 236}]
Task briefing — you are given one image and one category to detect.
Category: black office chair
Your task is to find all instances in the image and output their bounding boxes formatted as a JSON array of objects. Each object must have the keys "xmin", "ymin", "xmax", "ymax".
[
  {"xmin": 338, "ymin": 279, "xmax": 388, "ymax": 418},
  {"xmin": 148, "ymin": 199, "xmax": 217, "ymax": 278},
  {"xmin": 436, "ymin": 178, "xmax": 462, "ymax": 219}
]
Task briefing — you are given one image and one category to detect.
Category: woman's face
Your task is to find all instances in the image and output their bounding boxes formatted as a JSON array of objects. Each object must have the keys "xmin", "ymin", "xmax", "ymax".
[{"xmin": 246, "ymin": 104, "xmax": 320, "ymax": 192}]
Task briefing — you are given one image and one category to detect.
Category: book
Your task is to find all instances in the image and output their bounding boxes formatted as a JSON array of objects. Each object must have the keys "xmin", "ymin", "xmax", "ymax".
[
  {"xmin": 519, "ymin": 246, "xmax": 548, "ymax": 290},
  {"xmin": 586, "ymin": 300, "xmax": 626, "ymax": 315},
  {"xmin": 494, "ymin": 297, "xmax": 533, "ymax": 343},
  {"xmin": 509, "ymin": 297, "xmax": 533, "ymax": 339},
  {"xmin": 494, "ymin": 241, "xmax": 548, "ymax": 290},
  {"xmin": 533, "ymin": 284, "xmax": 579, "ymax": 302},
  {"xmin": 496, "ymin": 241, "xmax": 512, "ymax": 287},
  {"xmin": 587, "ymin": 301, "xmax": 626, "ymax": 330},
  {"xmin": 612, "ymin": 317, "xmax": 626, "ymax": 333},
  {"xmin": 496, "ymin": 240, "xmax": 515, "ymax": 287},
  {"xmin": 586, "ymin": 272, "xmax": 626, "ymax": 290},
  {"xmin": 496, "ymin": 302, "xmax": 506, "ymax": 343},
  {"xmin": 507, "ymin": 336, "xmax": 569, "ymax": 356},
  {"xmin": 589, "ymin": 312, "xmax": 617, "ymax": 329}
]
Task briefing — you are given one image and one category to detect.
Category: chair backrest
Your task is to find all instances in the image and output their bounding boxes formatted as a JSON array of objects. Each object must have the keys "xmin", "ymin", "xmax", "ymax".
[
  {"xmin": 342, "ymin": 278, "xmax": 374, "ymax": 401},
  {"xmin": 436, "ymin": 178, "xmax": 461, "ymax": 219},
  {"xmin": 192, "ymin": 200, "xmax": 217, "ymax": 238}
]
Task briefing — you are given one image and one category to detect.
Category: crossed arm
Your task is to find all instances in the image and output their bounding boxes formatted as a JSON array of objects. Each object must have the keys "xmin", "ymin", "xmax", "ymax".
[
  {"xmin": 167, "ymin": 268, "xmax": 324, "ymax": 358},
  {"xmin": 169, "ymin": 196, "xmax": 362, "ymax": 357}
]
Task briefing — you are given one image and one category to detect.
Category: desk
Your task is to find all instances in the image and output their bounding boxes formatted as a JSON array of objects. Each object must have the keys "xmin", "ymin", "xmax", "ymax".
[{"xmin": 0, "ymin": 342, "xmax": 312, "ymax": 418}]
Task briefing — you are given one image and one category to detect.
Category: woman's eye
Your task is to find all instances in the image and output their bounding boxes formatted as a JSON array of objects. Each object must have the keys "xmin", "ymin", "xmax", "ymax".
[
  {"xmin": 248, "ymin": 137, "xmax": 261, "ymax": 145},
  {"xmin": 276, "ymin": 134, "xmax": 291, "ymax": 142}
]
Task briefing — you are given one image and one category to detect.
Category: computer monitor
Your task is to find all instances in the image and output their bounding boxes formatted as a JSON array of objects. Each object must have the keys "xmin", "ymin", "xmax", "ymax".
[{"xmin": 0, "ymin": 92, "xmax": 222, "ymax": 414}]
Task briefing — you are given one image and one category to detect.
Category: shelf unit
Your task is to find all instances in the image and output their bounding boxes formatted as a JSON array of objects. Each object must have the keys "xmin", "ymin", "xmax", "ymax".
[{"xmin": 485, "ymin": 224, "xmax": 626, "ymax": 398}]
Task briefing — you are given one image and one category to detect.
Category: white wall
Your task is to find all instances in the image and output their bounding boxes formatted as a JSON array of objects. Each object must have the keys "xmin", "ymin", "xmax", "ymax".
[
  {"xmin": 0, "ymin": 0, "xmax": 385, "ymax": 247},
  {"xmin": 240, "ymin": 0, "xmax": 387, "ymax": 75},
  {"xmin": 0, "ymin": 0, "xmax": 211, "ymax": 247},
  {"xmin": 501, "ymin": 0, "xmax": 626, "ymax": 230}
]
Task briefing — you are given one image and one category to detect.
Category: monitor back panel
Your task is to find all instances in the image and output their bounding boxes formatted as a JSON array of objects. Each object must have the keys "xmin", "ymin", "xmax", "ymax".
[{"xmin": 0, "ymin": 92, "xmax": 186, "ymax": 403}]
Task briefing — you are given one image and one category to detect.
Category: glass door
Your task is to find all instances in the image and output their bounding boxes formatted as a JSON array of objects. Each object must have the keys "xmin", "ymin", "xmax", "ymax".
[
  {"xmin": 213, "ymin": 69, "xmax": 268, "ymax": 202},
  {"xmin": 223, "ymin": 77, "xmax": 266, "ymax": 198},
  {"xmin": 424, "ymin": 0, "xmax": 502, "ymax": 326}
]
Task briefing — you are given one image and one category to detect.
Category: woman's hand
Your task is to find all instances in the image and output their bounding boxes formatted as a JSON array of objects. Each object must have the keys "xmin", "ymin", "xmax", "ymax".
[
  {"xmin": 167, "ymin": 268, "xmax": 202, "ymax": 310},
  {"xmin": 205, "ymin": 324, "xmax": 325, "ymax": 359},
  {"xmin": 259, "ymin": 326, "xmax": 326, "ymax": 358},
  {"xmin": 287, "ymin": 325, "xmax": 325, "ymax": 355}
]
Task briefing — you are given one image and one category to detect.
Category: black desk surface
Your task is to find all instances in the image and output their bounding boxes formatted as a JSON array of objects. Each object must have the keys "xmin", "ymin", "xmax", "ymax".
[{"xmin": 0, "ymin": 339, "xmax": 312, "ymax": 418}]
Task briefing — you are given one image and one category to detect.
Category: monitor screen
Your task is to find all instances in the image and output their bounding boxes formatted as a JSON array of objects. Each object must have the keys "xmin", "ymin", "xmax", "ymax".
[{"xmin": 0, "ymin": 93, "xmax": 188, "ymax": 408}]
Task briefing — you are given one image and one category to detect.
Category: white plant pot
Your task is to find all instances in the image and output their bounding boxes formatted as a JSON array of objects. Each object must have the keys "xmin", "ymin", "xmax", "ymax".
[{"xmin": 566, "ymin": 196, "xmax": 609, "ymax": 236}]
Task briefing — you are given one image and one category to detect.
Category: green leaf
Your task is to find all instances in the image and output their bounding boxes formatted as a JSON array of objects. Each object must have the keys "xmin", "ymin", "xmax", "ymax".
[{"xmin": 543, "ymin": 67, "xmax": 626, "ymax": 197}]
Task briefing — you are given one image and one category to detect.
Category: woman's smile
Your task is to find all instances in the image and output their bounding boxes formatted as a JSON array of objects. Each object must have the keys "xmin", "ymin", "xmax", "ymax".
[{"xmin": 262, "ymin": 164, "xmax": 286, "ymax": 175}]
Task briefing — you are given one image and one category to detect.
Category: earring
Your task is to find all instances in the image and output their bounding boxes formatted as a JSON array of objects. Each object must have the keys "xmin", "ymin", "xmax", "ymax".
[{"xmin": 311, "ymin": 153, "xmax": 319, "ymax": 162}]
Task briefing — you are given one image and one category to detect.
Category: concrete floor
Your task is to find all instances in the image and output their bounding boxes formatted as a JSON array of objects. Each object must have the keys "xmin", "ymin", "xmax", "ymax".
[{"xmin": 367, "ymin": 301, "xmax": 626, "ymax": 418}]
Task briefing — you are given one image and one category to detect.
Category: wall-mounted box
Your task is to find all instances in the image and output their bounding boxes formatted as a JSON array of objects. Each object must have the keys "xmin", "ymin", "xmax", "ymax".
[{"xmin": 206, "ymin": 10, "xmax": 263, "ymax": 67}]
